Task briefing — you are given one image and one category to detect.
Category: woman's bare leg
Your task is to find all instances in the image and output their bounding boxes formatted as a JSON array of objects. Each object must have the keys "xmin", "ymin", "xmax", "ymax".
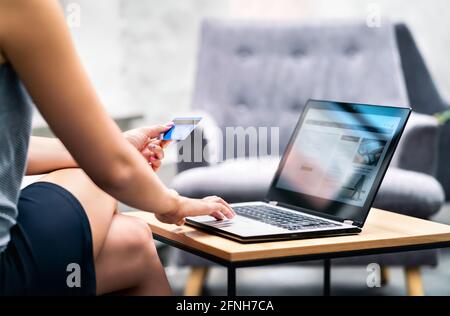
[
  {"xmin": 94, "ymin": 214, "xmax": 172, "ymax": 295},
  {"xmin": 39, "ymin": 168, "xmax": 171, "ymax": 295}
]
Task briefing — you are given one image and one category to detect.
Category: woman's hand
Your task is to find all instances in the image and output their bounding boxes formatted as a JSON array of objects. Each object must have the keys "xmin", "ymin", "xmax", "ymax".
[
  {"xmin": 124, "ymin": 124, "xmax": 173, "ymax": 172},
  {"xmin": 124, "ymin": 124, "xmax": 173, "ymax": 151},
  {"xmin": 155, "ymin": 195, "xmax": 236, "ymax": 226},
  {"xmin": 141, "ymin": 139, "xmax": 165, "ymax": 172}
]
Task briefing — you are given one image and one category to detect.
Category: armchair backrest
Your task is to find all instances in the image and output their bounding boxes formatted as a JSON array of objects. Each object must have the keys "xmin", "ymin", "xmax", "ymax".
[
  {"xmin": 395, "ymin": 24, "xmax": 446, "ymax": 115},
  {"xmin": 191, "ymin": 19, "xmax": 409, "ymax": 156}
]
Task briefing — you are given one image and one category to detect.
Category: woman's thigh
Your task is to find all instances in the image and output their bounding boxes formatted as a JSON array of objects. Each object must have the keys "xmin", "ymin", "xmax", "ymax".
[
  {"xmin": 94, "ymin": 213, "xmax": 170, "ymax": 295},
  {"xmin": 36, "ymin": 168, "xmax": 169, "ymax": 295},
  {"xmin": 39, "ymin": 168, "xmax": 117, "ymax": 258}
]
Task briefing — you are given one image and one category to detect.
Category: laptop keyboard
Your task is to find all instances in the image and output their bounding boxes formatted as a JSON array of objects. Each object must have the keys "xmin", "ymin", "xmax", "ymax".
[{"xmin": 233, "ymin": 205, "xmax": 341, "ymax": 231}]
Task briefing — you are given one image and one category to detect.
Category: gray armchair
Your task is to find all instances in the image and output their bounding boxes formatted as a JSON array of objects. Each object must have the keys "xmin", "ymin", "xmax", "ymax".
[
  {"xmin": 171, "ymin": 19, "xmax": 446, "ymax": 296},
  {"xmin": 394, "ymin": 24, "xmax": 450, "ymax": 200}
]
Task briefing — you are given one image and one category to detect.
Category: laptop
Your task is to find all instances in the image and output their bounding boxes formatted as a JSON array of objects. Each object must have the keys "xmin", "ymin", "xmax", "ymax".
[{"xmin": 187, "ymin": 100, "xmax": 411, "ymax": 243}]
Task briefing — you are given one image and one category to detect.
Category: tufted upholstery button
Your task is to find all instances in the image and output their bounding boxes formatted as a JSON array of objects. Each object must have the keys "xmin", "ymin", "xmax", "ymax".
[
  {"xmin": 344, "ymin": 44, "xmax": 359, "ymax": 57},
  {"xmin": 236, "ymin": 46, "xmax": 253, "ymax": 58},
  {"xmin": 291, "ymin": 47, "xmax": 307, "ymax": 58},
  {"xmin": 290, "ymin": 101, "xmax": 301, "ymax": 110},
  {"xmin": 234, "ymin": 95, "xmax": 249, "ymax": 110}
]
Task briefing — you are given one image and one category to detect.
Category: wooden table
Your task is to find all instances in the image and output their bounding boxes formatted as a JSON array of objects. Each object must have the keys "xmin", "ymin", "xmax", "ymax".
[{"xmin": 127, "ymin": 209, "xmax": 450, "ymax": 296}]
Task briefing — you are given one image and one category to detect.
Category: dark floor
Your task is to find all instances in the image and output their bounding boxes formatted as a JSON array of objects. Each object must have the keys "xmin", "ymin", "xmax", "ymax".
[{"xmin": 161, "ymin": 203, "xmax": 450, "ymax": 296}]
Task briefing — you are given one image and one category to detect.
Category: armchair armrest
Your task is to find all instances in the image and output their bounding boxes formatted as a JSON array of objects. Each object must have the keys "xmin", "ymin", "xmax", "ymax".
[
  {"xmin": 178, "ymin": 111, "xmax": 441, "ymax": 176},
  {"xmin": 434, "ymin": 100, "xmax": 450, "ymax": 125},
  {"xmin": 391, "ymin": 112, "xmax": 439, "ymax": 175}
]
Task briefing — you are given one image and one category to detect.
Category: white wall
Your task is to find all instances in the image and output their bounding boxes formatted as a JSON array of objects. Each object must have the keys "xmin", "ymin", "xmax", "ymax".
[
  {"xmin": 61, "ymin": 0, "xmax": 450, "ymax": 125},
  {"xmin": 119, "ymin": 0, "xmax": 229, "ymax": 124},
  {"xmin": 59, "ymin": 0, "xmax": 127, "ymax": 116}
]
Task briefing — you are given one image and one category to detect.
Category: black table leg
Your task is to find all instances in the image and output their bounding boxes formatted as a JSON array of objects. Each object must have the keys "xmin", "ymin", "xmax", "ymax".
[
  {"xmin": 323, "ymin": 259, "xmax": 331, "ymax": 296},
  {"xmin": 227, "ymin": 266, "xmax": 236, "ymax": 297}
]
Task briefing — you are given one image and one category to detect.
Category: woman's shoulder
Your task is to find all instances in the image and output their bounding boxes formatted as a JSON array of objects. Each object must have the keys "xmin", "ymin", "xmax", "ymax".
[{"xmin": 0, "ymin": 0, "xmax": 49, "ymax": 65}]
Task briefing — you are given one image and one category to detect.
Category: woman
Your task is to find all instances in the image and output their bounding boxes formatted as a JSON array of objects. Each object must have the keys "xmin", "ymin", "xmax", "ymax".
[{"xmin": 0, "ymin": 0, "xmax": 234, "ymax": 295}]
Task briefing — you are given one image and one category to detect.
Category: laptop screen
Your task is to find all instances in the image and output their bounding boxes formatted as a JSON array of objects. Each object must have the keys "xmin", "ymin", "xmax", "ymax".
[{"xmin": 268, "ymin": 100, "xmax": 411, "ymax": 227}]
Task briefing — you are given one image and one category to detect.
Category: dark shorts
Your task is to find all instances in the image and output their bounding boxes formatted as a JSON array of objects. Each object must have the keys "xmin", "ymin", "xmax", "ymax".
[{"xmin": 0, "ymin": 182, "xmax": 96, "ymax": 296}]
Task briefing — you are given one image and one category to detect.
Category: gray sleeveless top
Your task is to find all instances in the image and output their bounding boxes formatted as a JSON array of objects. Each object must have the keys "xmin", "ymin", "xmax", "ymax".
[{"xmin": 0, "ymin": 63, "xmax": 33, "ymax": 253}]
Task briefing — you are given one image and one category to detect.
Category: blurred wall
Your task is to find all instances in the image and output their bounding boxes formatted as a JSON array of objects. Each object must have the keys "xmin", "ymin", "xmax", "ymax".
[
  {"xmin": 60, "ymin": 0, "xmax": 450, "ymax": 124},
  {"xmin": 59, "ymin": 0, "xmax": 126, "ymax": 116}
]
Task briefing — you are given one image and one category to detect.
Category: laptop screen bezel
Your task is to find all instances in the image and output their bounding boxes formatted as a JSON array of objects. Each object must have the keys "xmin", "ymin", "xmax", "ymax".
[{"xmin": 266, "ymin": 99, "xmax": 411, "ymax": 227}]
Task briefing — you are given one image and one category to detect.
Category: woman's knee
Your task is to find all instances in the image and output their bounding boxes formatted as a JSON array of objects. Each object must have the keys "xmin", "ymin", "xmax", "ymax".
[
  {"xmin": 123, "ymin": 217, "xmax": 156, "ymax": 257},
  {"xmin": 94, "ymin": 215, "xmax": 166, "ymax": 295}
]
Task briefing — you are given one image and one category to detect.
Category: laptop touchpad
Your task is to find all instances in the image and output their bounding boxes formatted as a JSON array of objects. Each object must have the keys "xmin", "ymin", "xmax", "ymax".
[{"xmin": 188, "ymin": 215, "xmax": 287, "ymax": 236}]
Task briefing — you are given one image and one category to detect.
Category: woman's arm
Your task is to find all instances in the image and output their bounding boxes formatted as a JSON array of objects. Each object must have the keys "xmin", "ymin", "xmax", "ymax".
[
  {"xmin": 0, "ymin": 0, "xmax": 233, "ymax": 222},
  {"xmin": 27, "ymin": 130, "xmax": 169, "ymax": 175},
  {"xmin": 27, "ymin": 136, "xmax": 77, "ymax": 175}
]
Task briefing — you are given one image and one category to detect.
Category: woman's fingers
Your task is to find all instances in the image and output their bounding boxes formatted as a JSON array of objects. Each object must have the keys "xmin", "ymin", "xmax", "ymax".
[
  {"xmin": 157, "ymin": 196, "xmax": 235, "ymax": 226},
  {"xmin": 215, "ymin": 197, "xmax": 235, "ymax": 216},
  {"xmin": 179, "ymin": 198, "xmax": 233, "ymax": 221},
  {"xmin": 159, "ymin": 140, "xmax": 172, "ymax": 148},
  {"xmin": 210, "ymin": 210, "xmax": 226, "ymax": 220},
  {"xmin": 140, "ymin": 142, "xmax": 165, "ymax": 172},
  {"xmin": 208, "ymin": 211, "xmax": 223, "ymax": 221},
  {"xmin": 141, "ymin": 123, "xmax": 174, "ymax": 139},
  {"xmin": 159, "ymin": 122, "xmax": 174, "ymax": 148},
  {"xmin": 203, "ymin": 196, "xmax": 235, "ymax": 217},
  {"xmin": 141, "ymin": 148, "xmax": 160, "ymax": 170},
  {"xmin": 124, "ymin": 123, "xmax": 174, "ymax": 151},
  {"xmin": 148, "ymin": 143, "xmax": 164, "ymax": 160},
  {"xmin": 141, "ymin": 147, "xmax": 153, "ymax": 161},
  {"xmin": 207, "ymin": 201, "xmax": 234, "ymax": 220},
  {"xmin": 147, "ymin": 136, "xmax": 171, "ymax": 149},
  {"xmin": 149, "ymin": 157, "xmax": 161, "ymax": 171}
]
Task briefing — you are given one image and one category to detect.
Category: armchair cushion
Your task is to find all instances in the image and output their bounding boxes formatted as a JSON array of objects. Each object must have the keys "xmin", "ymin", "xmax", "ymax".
[
  {"xmin": 171, "ymin": 158, "xmax": 444, "ymax": 219},
  {"xmin": 172, "ymin": 157, "xmax": 278, "ymax": 203},
  {"xmin": 391, "ymin": 112, "xmax": 439, "ymax": 175},
  {"xmin": 373, "ymin": 168, "xmax": 444, "ymax": 218}
]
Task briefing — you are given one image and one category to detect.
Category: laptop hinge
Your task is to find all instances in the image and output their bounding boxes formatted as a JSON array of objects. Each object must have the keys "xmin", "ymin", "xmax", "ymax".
[
  {"xmin": 344, "ymin": 220, "xmax": 354, "ymax": 225},
  {"xmin": 268, "ymin": 201, "xmax": 278, "ymax": 206}
]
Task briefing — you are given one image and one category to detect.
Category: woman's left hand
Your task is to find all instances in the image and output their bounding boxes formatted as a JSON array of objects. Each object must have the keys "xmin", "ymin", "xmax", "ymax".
[
  {"xmin": 123, "ymin": 124, "xmax": 173, "ymax": 172},
  {"xmin": 141, "ymin": 139, "xmax": 166, "ymax": 172}
]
